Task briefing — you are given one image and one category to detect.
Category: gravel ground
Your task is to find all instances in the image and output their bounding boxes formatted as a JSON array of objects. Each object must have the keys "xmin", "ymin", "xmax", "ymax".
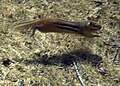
[{"xmin": 0, "ymin": 0, "xmax": 120, "ymax": 86}]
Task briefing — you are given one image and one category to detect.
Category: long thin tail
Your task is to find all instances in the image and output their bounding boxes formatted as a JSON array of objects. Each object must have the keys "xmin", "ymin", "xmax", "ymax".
[{"xmin": 13, "ymin": 20, "xmax": 41, "ymax": 34}]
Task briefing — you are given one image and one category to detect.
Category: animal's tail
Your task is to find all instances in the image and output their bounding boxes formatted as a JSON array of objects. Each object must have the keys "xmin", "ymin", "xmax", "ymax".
[{"xmin": 12, "ymin": 20, "xmax": 41, "ymax": 34}]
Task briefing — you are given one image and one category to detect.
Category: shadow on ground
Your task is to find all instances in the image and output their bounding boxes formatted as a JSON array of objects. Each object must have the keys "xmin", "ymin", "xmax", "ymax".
[{"xmin": 24, "ymin": 49, "xmax": 103, "ymax": 67}]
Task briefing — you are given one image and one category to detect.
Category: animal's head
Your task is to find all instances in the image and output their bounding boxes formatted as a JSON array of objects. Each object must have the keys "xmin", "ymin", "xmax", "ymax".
[{"xmin": 79, "ymin": 21, "xmax": 102, "ymax": 38}]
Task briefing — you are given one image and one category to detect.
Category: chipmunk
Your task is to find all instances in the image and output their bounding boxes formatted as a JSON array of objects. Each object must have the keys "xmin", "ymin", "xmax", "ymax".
[{"xmin": 13, "ymin": 18, "xmax": 102, "ymax": 38}]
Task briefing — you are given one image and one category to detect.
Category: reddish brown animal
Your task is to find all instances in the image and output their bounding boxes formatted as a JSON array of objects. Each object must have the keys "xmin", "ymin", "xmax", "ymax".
[{"xmin": 13, "ymin": 18, "xmax": 102, "ymax": 37}]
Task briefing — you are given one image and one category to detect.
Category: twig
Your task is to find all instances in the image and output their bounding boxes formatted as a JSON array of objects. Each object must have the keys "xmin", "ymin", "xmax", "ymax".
[
  {"xmin": 111, "ymin": 47, "xmax": 119, "ymax": 64},
  {"xmin": 104, "ymin": 41, "xmax": 120, "ymax": 64},
  {"xmin": 73, "ymin": 60, "xmax": 86, "ymax": 86}
]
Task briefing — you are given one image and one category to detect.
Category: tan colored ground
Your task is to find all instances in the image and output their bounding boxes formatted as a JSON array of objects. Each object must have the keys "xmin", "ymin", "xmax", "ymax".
[{"xmin": 0, "ymin": 0, "xmax": 120, "ymax": 86}]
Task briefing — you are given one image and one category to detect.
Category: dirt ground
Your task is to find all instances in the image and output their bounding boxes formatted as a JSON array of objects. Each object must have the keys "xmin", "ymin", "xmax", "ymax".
[{"xmin": 0, "ymin": 0, "xmax": 120, "ymax": 86}]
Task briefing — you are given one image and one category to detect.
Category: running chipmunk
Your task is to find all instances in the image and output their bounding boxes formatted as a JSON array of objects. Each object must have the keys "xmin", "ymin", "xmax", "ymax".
[{"xmin": 13, "ymin": 18, "xmax": 102, "ymax": 38}]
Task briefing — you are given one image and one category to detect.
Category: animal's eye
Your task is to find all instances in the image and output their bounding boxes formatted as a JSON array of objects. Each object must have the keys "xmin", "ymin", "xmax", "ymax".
[
  {"xmin": 88, "ymin": 21, "xmax": 94, "ymax": 26},
  {"xmin": 89, "ymin": 22, "xmax": 102, "ymax": 29}
]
